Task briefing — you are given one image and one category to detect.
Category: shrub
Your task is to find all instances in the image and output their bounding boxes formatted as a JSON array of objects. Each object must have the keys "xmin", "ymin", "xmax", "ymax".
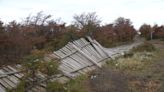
[
  {"xmin": 132, "ymin": 42, "xmax": 156, "ymax": 52},
  {"xmin": 114, "ymin": 52, "xmax": 154, "ymax": 71},
  {"xmin": 46, "ymin": 82, "xmax": 66, "ymax": 92},
  {"xmin": 116, "ymin": 58, "xmax": 143, "ymax": 71},
  {"xmin": 39, "ymin": 60, "xmax": 60, "ymax": 76},
  {"xmin": 106, "ymin": 51, "xmax": 154, "ymax": 72},
  {"xmin": 66, "ymin": 75, "xmax": 89, "ymax": 92}
]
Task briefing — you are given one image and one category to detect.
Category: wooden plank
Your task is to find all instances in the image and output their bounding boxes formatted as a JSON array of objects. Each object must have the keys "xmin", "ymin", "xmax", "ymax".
[
  {"xmin": 2, "ymin": 67, "xmax": 20, "ymax": 85},
  {"xmin": 59, "ymin": 65, "xmax": 72, "ymax": 73},
  {"xmin": 0, "ymin": 84, "xmax": 6, "ymax": 92},
  {"xmin": 65, "ymin": 57, "xmax": 82, "ymax": 70},
  {"xmin": 87, "ymin": 37, "xmax": 108, "ymax": 58},
  {"xmin": 60, "ymin": 59, "xmax": 80, "ymax": 73},
  {"xmin": 62, "ymin": 58, "xmax": 80, "ymax": 71},
  {"xmin": 76, "ymin": 53, "xmax": 93, "ymax": 66},
  {"xmin": 70, "ymin": 42, "xmax": 101, "ymax": 67},
  {"xmin": 59, "ymin": 49, "xmax": 83, "ymax": 70},
  {"xmin": 0, "ymin": 78, "xmax": 12, "ymax": 89},
  {"xmin": 61, "ymin": 60, "xmax": 75, "ymax": 71},
  {"xmin": 50, "ymin": 53, "xmax": 60, "ymax": 59},
  {"xmin": 59, "ymin": 63, "xmax": 74, "ymax": 73},
  {"xmin": 60, "ymin": 47, "xmax": 86, "ymax": 70},
  {"xmin": 70, "ymin": 54, "xmax": 88, "ymax": 67},
  {"xmin": 75, "ymin": 39, "xmax": 100, "ymax": 63},
  {"xmin": 7, "ymin": 66, "xmax": 23, "ymax": 79},
  {"xmin": 90, "ymin": 37, "xmax": 110, "ymax": 58},
  {"xmin": 0, "ymin": 70, "xmax": 16, "ymax": 88},
  {"xmin": 66, "ymin": 44, "xmax": 76, "ymax": 52},
  {"xmin": 80, "ymin": 38, "xmax": 102, "ymax": 61},
  {"xmin": 62, "ymin": 47, "xmax": 87, "ymax": 68},
  {"xmin": 54, "ymin": 50, "xmax": 66, "ymax": 58},
  {"xmin": 61, "ymin": 50, "xmax": 77, "ymax": 59},
  {"xmin": 0, "ymin": 69, "xmax": 17, "ymax": 88},
  {"xmin": 66, "ymin": 44, "xmax": 92, "ymax": 66},
  {"xmin": 73, "ymin": 40, "xmax": 83, "ymax": 48},
  {"xmin": 76, "ymin": 42, "xmax": 99, "ymax": 63}
]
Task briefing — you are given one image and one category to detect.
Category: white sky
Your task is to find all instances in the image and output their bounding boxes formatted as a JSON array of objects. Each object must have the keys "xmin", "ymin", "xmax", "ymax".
[{"xmin": 0, "ymin": 0, "xmax": 164, "ymax": 29}]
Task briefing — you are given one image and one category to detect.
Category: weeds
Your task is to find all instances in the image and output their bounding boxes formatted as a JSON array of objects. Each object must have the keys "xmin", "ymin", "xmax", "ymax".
[
  {"xmin": 66, "ymin": 75, "xmax": 89, "ymax": 92},
  {"xmin": 132, "ymin": 42, "xmax": 156, "ymax": 52},
  {"xmin": 89, "ymin": 68, "xmax": 129, "ymax": 92}
]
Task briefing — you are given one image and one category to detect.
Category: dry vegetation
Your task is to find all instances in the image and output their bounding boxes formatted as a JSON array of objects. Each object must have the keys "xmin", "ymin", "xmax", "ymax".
[
  {"xmin": 0, "ymin": 12, "xmax": 137, "ymax": 65},
  {"xmin": 61, "ymin": 41, "xmax": 164, "ymax": 92}
]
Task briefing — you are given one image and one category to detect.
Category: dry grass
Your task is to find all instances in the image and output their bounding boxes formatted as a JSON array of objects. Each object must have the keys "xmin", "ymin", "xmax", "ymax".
[
  {"xmin": 106, "ymin": 52, "xmax": 155, "ymax": 72},
  {"xmin": 63, "ymin": 40, "xmax": 164, "ymax": 92}
]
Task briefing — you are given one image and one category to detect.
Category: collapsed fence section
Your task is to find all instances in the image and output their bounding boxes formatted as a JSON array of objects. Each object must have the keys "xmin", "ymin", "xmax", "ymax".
[
  {"xmin": 52, "ymin": 37, "xmax": 109, "ymax": 78},
  {"xmin": 0, "ymin": 36, "xmax": 142, "ymax": 92}
]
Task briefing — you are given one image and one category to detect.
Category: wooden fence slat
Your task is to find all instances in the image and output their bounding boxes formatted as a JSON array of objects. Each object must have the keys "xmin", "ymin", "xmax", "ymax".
[
  {"xmin": 79, "ymin": 39, "xmax": 98, "ymax": 58},
  {"xmin": 0, "ymin": 70, "xmax": 16, "ymax": 88},
  {"xmin": 0, "ymin": 84, "xmax": 5, "ymax": 92},
  {"xmin": 87, "ymin": 37, "xmax": 108, "ymax": 58},
  {"xmin": 88, "ymin": 37, "xmax": 110, "ymax": 58},
  {"xmin": 66, "ymin": 44, "xmax": 93, "ymax": 66},
  {"xmin": 75, "ymin": 40, "xmax": 100, "ymax": 63},
  {"xmin": 81, "ymin": 38, "xmax": 102, "ymax": 61},
  {"xmin": 59, "ymin": 48, "xmax": 83, "ymax": 70},
  {"xmin": 63, "ymin": 46, "xmax": 88, "ymax": 67},
  {"xmin": 60, "ymin": 61, "xmax": 75, "ymax": 72},
  {"xmin": 81, "ymin": 38, "xmax": 101, "ymax": 57},
  {"xmin": 62, "ymin": 58, "xmax": 79, "ymax": 71},
  {"xmin": 2, "ymin": 67, "xmax": 20, "ymax": 85},
  {"xmin": 70, "ymin": 42, "xmax": 101, "ymax": 67},
  {"xmin": 7, "ymin": 66, "xmax": 23, "ymax": 79},
  {"xmin": 0, "ymin": 78, "xmax": 12, "ymax": 89},
  {"xmin": 66, "ymin": 44, "xmax": 92, "ymax": 66}
]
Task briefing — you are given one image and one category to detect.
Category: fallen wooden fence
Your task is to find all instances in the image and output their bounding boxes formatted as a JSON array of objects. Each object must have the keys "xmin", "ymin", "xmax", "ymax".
[
  {"xmin": 51, "ymin": 37, "xmax": 109, "ymax": 78},
  {"xmin": 0, "ymin": 36, "xmax": 143, "ymax": 92}
]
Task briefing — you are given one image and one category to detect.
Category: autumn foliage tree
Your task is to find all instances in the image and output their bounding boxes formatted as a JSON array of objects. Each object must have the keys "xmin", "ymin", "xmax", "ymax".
[
  {"xmin": 93, "ymin": 17, "xmax": 136, "ymax": 47},
  {"xmin": 153, "ymin": 25, "xmax": 164, "ymax": 39},
  {"xmin": 93, "ymin": 24, "xmax": 117, "ymax": 47},
  {"xmin": 0, "ymin": 21, "xmax": 33, "ymax": 65},
  {"xmin": 139, "ymin": 24, "xmax": 152, "ymax": 39},
  {"xmin": 73, "ymin": 12, "xmax": 101, "ymax": 37},
  {"xmin": 0, "ymin": 12, "xmax": 67, "ymax": 65},
  {"xmin": 113, "ymin": 17, "xmax": 136, "ymax": 42},
  {"xmin": 139, "ymin": 24, "xmax": 164, "ymax": 40}
]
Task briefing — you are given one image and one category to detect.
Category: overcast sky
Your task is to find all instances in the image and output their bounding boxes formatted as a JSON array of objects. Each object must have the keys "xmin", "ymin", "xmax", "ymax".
[{"xmin": 0, "ymin": 0, "xmax": 164, "ymax": 29}]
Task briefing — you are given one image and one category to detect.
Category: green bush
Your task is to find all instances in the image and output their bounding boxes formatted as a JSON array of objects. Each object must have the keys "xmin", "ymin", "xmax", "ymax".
[
  {"xmin": 39, "ymin": 60, "xmax": 60, "ymax": 76},
  {"xmin": 132, "ymin": 42, "xmax": 156, "ymax": 52},
  {"xmin": 46, "ymin": 82, "xmax": 66, "ymax": 92},
  {"xmin": 66, "ymin": 75, "xmax": 88, "ymax": 92}
]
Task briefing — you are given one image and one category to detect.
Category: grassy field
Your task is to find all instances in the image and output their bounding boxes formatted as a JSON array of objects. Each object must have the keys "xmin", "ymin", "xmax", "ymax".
[{"xmin": 63, "ymin": 40, "xmax": 164, "ymax": 92}]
